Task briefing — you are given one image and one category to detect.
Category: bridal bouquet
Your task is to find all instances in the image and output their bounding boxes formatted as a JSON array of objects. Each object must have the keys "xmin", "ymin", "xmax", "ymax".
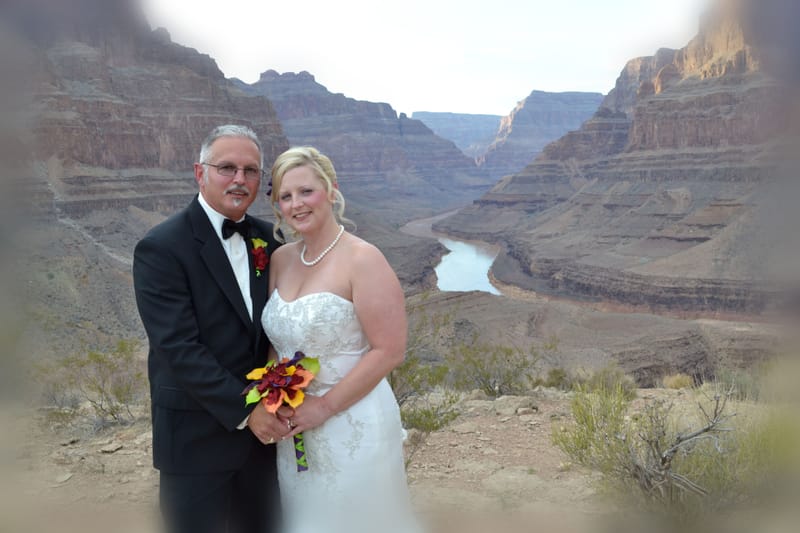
[{"xmin": 243, "ymin": 351, "xmax": 320, "ymax": 471}]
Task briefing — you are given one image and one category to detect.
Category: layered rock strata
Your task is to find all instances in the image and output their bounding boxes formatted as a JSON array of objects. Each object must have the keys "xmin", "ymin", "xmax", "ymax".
[
  {"xmin": 436, "ymin": 0, "xmax": 790, "ymax": 314},
  {"xmin": 478, "ymin": 91, "xmax": 604, "ymax": 181},
  {"xmin": 235, "ymin": 71, "xmax": 494, "ymax": 224}
]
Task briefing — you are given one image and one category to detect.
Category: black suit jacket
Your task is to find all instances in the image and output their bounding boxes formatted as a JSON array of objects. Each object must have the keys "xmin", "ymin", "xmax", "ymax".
[{"xmin": 133, "ymin": 197, "xmax": 281, "ymax": 474}]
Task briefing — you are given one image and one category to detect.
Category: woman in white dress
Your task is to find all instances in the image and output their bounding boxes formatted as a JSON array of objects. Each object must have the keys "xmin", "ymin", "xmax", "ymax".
[{"xmin": 260, "ymin": 146, "xmax": 420, "ymax": 533}]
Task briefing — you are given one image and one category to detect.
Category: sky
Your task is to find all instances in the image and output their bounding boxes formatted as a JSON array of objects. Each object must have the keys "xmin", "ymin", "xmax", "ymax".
[{"xmin": 139, "ymin": 0, "xmax": 709, "ymax": 116}]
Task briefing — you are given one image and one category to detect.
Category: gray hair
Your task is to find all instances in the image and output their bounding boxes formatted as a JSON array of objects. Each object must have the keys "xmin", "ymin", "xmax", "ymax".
[{"xmin": 198, "ymin": 124, "xmax": 263, "ymax": 168}]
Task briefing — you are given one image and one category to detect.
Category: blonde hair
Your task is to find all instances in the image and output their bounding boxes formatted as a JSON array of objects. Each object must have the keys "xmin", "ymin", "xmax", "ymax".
[{"xmin": 269, "ymin": 146, "xmax": 352, "ymax": 241}]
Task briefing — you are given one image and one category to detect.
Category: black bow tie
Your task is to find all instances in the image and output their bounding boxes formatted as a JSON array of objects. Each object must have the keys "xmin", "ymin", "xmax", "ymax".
[{"xmin": 221, "ymin": 218, "xmax": 250, "ymax": 239}]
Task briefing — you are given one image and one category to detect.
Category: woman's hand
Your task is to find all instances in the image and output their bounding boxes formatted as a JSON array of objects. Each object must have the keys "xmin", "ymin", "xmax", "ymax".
[{"xmin": 284, "ymin": 395, "xmax": 335, "ymax": 439}]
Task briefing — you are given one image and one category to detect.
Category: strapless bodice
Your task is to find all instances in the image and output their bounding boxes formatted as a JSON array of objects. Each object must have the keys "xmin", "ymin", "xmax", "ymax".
[{"xmin": 261, "ymin": 290, "xmax": 370, "ymax": 394}]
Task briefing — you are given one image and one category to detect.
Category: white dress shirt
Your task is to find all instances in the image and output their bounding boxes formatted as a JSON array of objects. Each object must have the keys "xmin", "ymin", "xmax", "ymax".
[
  {"xmin": 197, "ymin": 193, "xmax": 253, "ymax": 320},
  {"xmin": 197, "ymin": 193, "xmax": 256, "ymax": 430}
]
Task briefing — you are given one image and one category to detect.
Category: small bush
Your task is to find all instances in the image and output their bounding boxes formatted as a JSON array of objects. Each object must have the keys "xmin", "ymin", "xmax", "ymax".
[
  {"xmin": 552, "ymin": 383, "xmax": 631, "ymax": 468},
  {"xmin": 713, "ymin": 366, "xmax": 762, "ymax": 401},
  {"xmin": 541, "ymin": 367, "xmax": 570, "ymax": 390},
  {"xmin": 553, "ymin": 383, "xmax": 800, "ymax": 524},
  {"xmin": 570, "ymin": 362, "xmax": 637, "ymax": 400},
  {"xmin": 389, "ymin": 352, "xmax": 449, "ymax": 408},
  {"xmin": 662, "ymin": 373, "xmax": 694, "ymax": 390},
  {"xmin": 446, "ymin": 337, "xmax": 549, "ymax": 397},
  {"xmin": 39, "ymin": 339, "xmax": 146, "ymax": 426},
  {"xmin": 390, "ymin": 301, "xmax": 451, "ymax": 406},
  {"xmin": 400, "ymin": 389, "xmax": 460, "ymax": 433},
  {"xmin": 392, "ymin": 303, "xmax": 458, "ymax": 435}
]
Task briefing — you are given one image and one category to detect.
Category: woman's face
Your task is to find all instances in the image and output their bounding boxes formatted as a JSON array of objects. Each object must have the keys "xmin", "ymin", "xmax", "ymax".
[{"xmin": 277, "ymin": 165, "xmax": 334, "ymax": 234}]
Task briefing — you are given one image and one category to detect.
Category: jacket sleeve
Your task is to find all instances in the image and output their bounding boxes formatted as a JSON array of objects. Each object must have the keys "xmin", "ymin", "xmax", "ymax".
[{"xmin": 133, "ymin": 234, "xmax": 251, "ymax": 431}]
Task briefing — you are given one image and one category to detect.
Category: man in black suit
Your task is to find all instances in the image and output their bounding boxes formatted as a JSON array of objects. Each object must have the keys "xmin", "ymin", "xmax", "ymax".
[{"xmin": 133, "ymin": 125, "xmax": 286, "ymax": 533}]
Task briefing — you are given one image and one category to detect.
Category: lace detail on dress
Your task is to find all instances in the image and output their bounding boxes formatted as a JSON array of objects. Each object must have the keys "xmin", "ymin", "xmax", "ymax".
[{"xmin": 261, "ymin": 290, "xmax": 420, "ymax": 533}]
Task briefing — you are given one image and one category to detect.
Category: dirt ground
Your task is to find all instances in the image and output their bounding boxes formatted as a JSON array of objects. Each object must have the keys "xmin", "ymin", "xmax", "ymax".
[
  {"xmin": 2, "ymin": 387, "xmax": 647, "ymax": 533},
  {"xmin": 7, "ymin": 385, "xmax": 796, "ymax": 533}
]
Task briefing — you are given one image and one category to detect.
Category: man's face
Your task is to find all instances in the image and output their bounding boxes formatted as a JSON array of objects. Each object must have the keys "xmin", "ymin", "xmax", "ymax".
[{"xmin": 194, "ymin": 136, "xmax": 261, "ymax": 220}]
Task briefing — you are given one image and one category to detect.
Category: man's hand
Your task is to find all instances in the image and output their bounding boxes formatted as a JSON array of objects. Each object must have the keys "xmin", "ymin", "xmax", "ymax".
[{"xmin": 247, "ymin": 404, "xmax": 292, "ymax": 445}]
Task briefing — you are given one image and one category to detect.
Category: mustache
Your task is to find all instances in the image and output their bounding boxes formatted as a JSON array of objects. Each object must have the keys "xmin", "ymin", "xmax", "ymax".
[{"xmin": 225, "ymin": 185, "xmax": 251, "ymax": 196}]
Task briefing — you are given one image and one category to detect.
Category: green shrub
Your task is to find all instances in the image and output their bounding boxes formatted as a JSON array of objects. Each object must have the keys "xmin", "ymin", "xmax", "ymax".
[
  {"xmin": 552, "ymin": 383, "xmax": 631, "ymax": 468},
  {"xmin": 400, "ymin": 390, "xmax": 460, "ymax": 433},
  {"xmin": 389, "ymin": 351, "xmax": 449, "ymax": 407},
  {"xmin": 446, "ymin": 337, "xmax": 546, "ymax": 397},
  {"xmin": 541, "ymin": 367, "xmax": 570, "ymax": 389},
  {"xmin": 578, "ymin": 362, "xmax": 637, "ymax": 400},
  {"xmin": 553, "ymin": 384, "xmax": 800, "ymax": 524},
  {"xmin": 40, "ymin": 339, "xmax": 146, "ymax": 426},
  {"xmin": 390, "ymin": 300, "xmax": 451, "ymax": 406},
  {"xmin": 675, "ymin": 407, "xmax": 800, "ymax": 508},
  {"xmin": 712, "ymin": 366, "xmax": 762, "ymax": 402}
]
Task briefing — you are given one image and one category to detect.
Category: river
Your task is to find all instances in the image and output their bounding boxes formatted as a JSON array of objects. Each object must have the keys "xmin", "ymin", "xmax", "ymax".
[{"xmin": 400, "ymin": 210, "xmax": 501, "ymax": 295}]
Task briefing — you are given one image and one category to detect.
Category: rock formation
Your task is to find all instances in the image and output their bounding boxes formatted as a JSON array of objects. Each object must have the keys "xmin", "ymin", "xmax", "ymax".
[
  {"xmin": 411, "ymin": 112, "xmax": 501, "ymax": 159},
  {"xmin": 234, "ymin": 71, "xmax": 494, "ymax": 223},
  {"xmin": 9, "ymin": 0, "xmax": 453, "ymax": 356},
  {"xmin": 435, "ymin": 0, "xmax": 793, "ymax": 315},
  {"xmin": 478, "ymin": 91, "xmax": 604, "ymax": 181},
  {"xmin": 5, "ymin": 0, "xmax": 293, "ymax": 354}
]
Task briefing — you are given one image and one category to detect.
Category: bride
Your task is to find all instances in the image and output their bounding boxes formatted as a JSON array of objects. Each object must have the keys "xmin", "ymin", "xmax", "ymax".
[{"xmin": 261, "ymin": 146, "xmax": 421, "ymax": 533}]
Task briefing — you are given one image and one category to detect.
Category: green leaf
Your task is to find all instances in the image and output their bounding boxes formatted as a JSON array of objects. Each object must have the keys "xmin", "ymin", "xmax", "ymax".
[
  {"xmin": 245, "ymin": 388, "xmax": 262, "ymax": 406},
  {"xmin": 301, "ymin": 357, "xmax": 320, "ymax": 376}
]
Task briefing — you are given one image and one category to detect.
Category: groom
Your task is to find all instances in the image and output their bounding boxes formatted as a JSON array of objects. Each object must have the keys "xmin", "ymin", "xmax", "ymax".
[{"xmin": 133, "ymin": 125, "xmax": 286, "ymax": 533}]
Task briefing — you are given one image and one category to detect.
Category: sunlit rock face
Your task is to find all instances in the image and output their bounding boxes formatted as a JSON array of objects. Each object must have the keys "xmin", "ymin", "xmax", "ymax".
[{"xmin": 435, "ymin": 0, "xmax": 796, "ymax": 315}]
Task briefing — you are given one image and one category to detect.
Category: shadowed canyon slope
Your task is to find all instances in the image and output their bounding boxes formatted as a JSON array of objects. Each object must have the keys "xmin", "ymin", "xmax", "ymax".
[
  {"xmin": 234, "ymin": 71, "xmax": 495, "ymax": 223},
  {"xmin": 478, "ymin": 91, "xmax": 604, "ymax": 181},
  {"xmin": 7, "ymin": 0, "xmax": 289, "ymax": 354},
  {"xmin": 7, "ymin": 0, "xmax": 795, "ymax": 381},
  {"xmin": 7, "ymin": 0, "xmax": 441, "ymax": 357},
  {"xmin": 411, "ymin": 112, "xmax": 501, "ymax": 159},
  {"xmin": 412, "ymin": 92, "xmax": 604, "ymax": 180},
  {"xmin": 435, "ymin": 0, "xmax": 797, "ymax": 315}
]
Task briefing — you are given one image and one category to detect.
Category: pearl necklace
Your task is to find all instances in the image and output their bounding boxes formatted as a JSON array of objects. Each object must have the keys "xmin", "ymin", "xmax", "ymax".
[{"xmin": 300, "ymin": 225, "xmax": 344, "ymax": 267}]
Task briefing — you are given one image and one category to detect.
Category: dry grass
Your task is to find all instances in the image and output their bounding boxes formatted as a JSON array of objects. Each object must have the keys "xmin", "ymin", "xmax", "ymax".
[{"xmin": 662, "ymin": 373, "xmax": 694, "ymax": 389}]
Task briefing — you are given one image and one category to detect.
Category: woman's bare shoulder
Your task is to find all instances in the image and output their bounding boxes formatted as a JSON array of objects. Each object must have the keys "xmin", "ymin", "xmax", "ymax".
[{"xmin": 272, "ymin": 241, "xmax": 300, "ymax": 261}]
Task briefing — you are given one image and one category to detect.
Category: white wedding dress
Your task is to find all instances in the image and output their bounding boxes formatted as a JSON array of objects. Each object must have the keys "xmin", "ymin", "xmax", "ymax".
[{"xmin": 261, "ymin": 290, "xmax": 421, "ymax": 533}]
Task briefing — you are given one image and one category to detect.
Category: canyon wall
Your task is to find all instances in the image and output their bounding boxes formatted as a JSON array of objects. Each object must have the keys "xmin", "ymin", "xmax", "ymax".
[
  {"xmin": 435, "ymin": 0, "xmax": 791, "ymax": 315},
  {"xmin": 479, "ymin": 90, "xmax": 604, "ymax": 181},
  {"xmin": 6, "ymin": 0, "xmax": 292, "ymax": 353},
  {"xmin": 9, "ymin": 0, "xmax": 443, "ymax": 357},
  {"xmin": 235, "ymin": 71, "xmax": 495, "ymax": 223},
  {"xmin": 411, "ymin": 112, "xmax": 501, "ymax": 159}
]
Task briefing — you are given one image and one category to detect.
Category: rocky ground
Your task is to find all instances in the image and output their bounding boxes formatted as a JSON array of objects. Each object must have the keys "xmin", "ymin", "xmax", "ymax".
[
  {"xmin": 8, "ymin": 379, "xmax": 800, "ymax": 533},
  {"xmin": 4, "ymin": 387, "xmax": 696, "ymax": 533}
]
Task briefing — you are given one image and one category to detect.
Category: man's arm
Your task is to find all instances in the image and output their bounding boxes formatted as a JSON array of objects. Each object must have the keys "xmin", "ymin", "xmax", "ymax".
[{"xmin": 133, "ymin": 235, "xmax": 249, "ymax": 431}]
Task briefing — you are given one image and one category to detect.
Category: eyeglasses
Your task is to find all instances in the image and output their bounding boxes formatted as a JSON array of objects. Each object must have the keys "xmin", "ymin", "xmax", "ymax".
[{"xmin": 203, "ymin": 162, "xmax": 264, "ymax": 181}]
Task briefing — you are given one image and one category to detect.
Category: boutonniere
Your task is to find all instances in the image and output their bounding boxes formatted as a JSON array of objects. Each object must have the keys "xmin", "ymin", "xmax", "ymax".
[{"xmin": 251, "ymin": 238, "xmax": 269, "ymax": 277}]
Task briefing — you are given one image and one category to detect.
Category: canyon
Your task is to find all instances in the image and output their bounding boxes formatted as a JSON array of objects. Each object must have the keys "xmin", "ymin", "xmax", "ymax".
[
  {"xmin": 477, "ymin": 90, "xmax": 604, "ymax": 181},
  {"xmin": 234, "ymin": 70, "xmax": 495, "ymax": 223},
  {"xmin": 5, "ymin": 0, "xmax": 798, "ymax": 527},
  {"xmin": 412, "ymin": 91, "xmax": 604, "ymax": 180},
  {"xmin": 411, "ymin": 111, "xmax": 501, "ymax": 159},
  {"xmin": 3, "ymin": 0, "xmax": 793, "ymax": 385},
  {"xmin": 434, "ymin": 0, "xmax": 797, "ymax": 317}
]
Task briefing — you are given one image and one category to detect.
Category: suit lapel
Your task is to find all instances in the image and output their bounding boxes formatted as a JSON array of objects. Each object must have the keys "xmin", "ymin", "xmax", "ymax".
[
  {"xmin": 247, "ymin": 218, "xmax": 269, "ymax": 357},
  {"xmin": 189, "ymin": 199, "xmax": 253, "ymax": 330}
]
